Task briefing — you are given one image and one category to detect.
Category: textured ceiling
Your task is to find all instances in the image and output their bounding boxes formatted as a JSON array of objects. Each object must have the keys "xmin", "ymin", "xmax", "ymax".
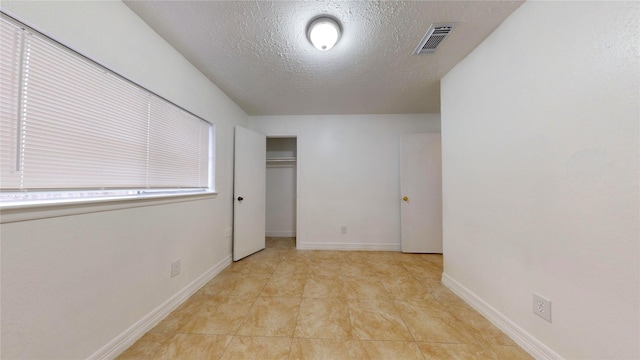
[{"xmin": 125, "ymin": 1, "xmax": 523, "ymax": 115}]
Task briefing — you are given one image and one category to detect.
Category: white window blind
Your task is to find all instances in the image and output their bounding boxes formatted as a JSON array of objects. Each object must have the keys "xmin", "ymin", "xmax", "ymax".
[
  {"xmin": 0, "ymin": 16, "xmax": 212, "ymax": 204},
  {"xmin": 148, "ymin": 95, "xmax": 210, "ymax": 188}
]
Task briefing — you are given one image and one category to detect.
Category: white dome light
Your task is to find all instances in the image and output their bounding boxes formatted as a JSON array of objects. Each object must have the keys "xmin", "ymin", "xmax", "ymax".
[{"xmin": 307, "ymin": 17, "xmax": 341, "ymax": 51}]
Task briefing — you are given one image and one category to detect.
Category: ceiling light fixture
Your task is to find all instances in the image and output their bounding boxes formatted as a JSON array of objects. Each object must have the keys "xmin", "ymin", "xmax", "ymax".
[{"xmin": 307, "ymin": 16, "xmax": 341, "ymax": 51}]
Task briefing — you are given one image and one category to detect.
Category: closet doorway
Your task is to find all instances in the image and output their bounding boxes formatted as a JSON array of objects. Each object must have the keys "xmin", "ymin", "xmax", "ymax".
[{"xmin": 265, "ymin": 137, "xmax": 297, "ymax": 248}]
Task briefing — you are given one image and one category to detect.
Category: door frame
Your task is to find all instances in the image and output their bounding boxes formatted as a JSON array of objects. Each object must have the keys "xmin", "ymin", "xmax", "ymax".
[{"xmin": 265, "ymin": 132, "xmax": 301, "ymax": 249}]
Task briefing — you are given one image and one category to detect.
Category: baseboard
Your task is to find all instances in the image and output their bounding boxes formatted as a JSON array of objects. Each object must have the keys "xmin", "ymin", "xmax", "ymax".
[
  {"xmin": 297, "ymin": 241, "xmax": 401, "ymax": 251},
  {"xmin": 441, "ymin": 273, "xmax": 564, "ymax": 360},
  {"xmin": 89, "ymin": 254, "xmax": 232, "ymax": 360},
  {"xmin": 266, "ymin": 231, "xmax": 296, "ymax": 237}
]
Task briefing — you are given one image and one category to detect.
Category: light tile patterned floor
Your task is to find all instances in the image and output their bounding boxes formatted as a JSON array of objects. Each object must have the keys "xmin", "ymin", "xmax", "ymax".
[{"xmin": 118, "ymin": 237, "xmax": 533, "ymax": 359}]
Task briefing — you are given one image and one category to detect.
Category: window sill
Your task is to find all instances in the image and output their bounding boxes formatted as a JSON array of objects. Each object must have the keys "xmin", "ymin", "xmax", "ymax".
[{"xmin": 0, "ymin": 191, "xmax": 218, "ymax": 224}]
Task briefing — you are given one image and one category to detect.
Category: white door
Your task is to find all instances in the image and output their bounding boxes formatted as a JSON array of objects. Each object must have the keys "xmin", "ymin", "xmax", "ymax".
[
  {"xmin": 400, "ymin": 133, "xmax": 442, "ymax": 253},
  {"xmin": 233, "ymin": 126, "xmax": 266, "ymax": 261}
]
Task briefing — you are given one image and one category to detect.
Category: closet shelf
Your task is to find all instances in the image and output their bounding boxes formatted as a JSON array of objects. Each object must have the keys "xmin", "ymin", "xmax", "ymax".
[{"xmin": 266, "ymin": 157, "xmax": 296, "ymax": 163}]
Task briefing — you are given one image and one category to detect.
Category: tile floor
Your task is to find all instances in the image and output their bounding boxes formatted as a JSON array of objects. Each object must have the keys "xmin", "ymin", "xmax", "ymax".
[{"xmin": 117, "ymin": 237, "xmax": 533, "ymax": 359}]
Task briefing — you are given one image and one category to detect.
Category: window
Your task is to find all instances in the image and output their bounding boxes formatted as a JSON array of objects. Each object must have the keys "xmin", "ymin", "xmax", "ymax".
[{"xmin": 0, "ymin": 15, "xmax": 214, "ymax": 207}]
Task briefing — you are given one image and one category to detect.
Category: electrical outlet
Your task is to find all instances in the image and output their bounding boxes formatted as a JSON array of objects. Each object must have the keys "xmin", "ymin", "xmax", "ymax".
[
  {"xmin": 225, "ymin": 227, "xmax": 232, "ymax": 237},
  {"xmin": 340, "ymin": 225, "xmax": 347, "ymax": 234},
  {"xmin": 171, "ymin": 259, "xmax": 181, "ymax": 278},
  {"xmin": 533, "ymin": 293, "xmax": 551, "ymax": 322}
]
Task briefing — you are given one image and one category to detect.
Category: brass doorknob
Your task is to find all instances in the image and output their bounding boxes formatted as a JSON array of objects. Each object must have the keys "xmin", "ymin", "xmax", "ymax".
[{"xmin": 402, "ymin": 196, "xmax": 409, "ymax": 202}]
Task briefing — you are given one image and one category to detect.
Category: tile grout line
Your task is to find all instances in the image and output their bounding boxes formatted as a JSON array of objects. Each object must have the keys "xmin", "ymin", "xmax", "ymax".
[
  {"xmin": 342, "ymin": 264, "xmax": 359, "ymax": 355},
  {"xmin": 220, "ymin": 252, "xmax": 280, "ymax": 358},
  {"xmin": 391, "ymin": 297, "xmax": 428, "ymax": 360},
  {"xmin": 288, "ymin": 295, "xmax": 303, "ymax": 358}
]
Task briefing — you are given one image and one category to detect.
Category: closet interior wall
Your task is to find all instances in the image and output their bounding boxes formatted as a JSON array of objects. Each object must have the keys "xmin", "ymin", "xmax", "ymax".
[{"xmin": 265, "ymin": 137, "xmax": 297, "ymax": 239}]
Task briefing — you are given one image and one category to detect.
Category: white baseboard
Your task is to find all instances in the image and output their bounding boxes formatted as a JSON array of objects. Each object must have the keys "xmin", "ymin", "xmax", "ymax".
[
  {"xmin": 297, "ymin": 241, "xmax": 401, "ymax": 252},
  {"xmin": 89, "ymin": 254, "xmax": 232, "ymax": 360},
  {"xmin": 441, "ymin": 273, "xmax": 564, "ymax": 360},
  {"xmin": 266, "ymin": 231, "xmax": 296, "ymax": 237}
]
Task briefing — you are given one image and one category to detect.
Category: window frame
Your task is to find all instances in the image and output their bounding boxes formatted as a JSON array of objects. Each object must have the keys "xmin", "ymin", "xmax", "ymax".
[{"xmin": 0, "ymin": 12, "xmax": 217, "ymax": 219}]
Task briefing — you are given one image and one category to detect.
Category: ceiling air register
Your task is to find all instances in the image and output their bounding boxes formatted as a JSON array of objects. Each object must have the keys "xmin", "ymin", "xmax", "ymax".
[{"xmin": 414, "ymin": 23, "xmax": 456, "ymax": 54}]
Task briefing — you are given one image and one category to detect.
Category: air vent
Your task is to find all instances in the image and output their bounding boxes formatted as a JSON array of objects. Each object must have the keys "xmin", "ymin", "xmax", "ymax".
[{"xmin": 414, "ymin": 23, "xmax": 456, "ymax": 55}]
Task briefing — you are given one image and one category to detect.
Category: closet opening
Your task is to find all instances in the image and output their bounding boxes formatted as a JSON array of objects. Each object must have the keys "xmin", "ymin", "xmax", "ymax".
[{"xmin": 265, "ymin": 137, "xmax": 297, "ymax": 249}]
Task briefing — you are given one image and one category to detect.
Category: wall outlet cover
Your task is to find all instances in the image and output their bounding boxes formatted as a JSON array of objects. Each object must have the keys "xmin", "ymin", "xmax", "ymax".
[
  {"xmin": 171, "ymin": 259, "xmax": 181, "ymax": 278},
  {"xmin": 533, "ymin": 293, "xmax": 552, "ymax": 322}
]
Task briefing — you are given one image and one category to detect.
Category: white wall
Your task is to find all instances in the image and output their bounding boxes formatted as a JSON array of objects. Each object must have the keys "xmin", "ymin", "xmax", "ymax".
[
  {"xmin": 0, "ymin": 1, "xmax": 247, "ymax": 359},
  {"xmin": 266, "ymin": 138, "xmax": 297, "ymax": 237},
  {"xmin": 441, "ymin": 1, "xmax": 639, "ymax": 359},
  {"xmin": 249, "ymin": 114, "xmax": 440, "ymax": 250}
]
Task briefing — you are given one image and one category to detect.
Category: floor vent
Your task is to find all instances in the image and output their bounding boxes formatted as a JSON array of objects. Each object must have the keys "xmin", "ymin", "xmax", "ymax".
[{"xmin": 414, "ymin": 23, "xmax": 456, "ymax": 54}]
